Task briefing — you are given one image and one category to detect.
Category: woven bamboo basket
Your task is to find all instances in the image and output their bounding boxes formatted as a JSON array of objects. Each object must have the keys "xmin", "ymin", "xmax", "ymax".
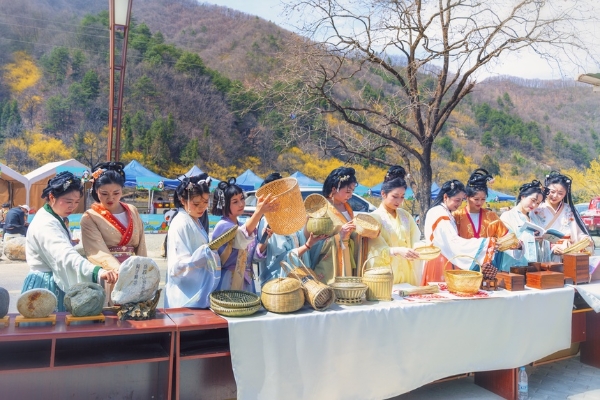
[
  {"xmin": 282, "ymin": 260, "xmax": 335, "ymax": 311},
  {"xmin": 304, "ymin": 193, "xmax": 329, "ymax": 217},
  {"xmin": 208, "ymin": 226, "xmax": 238, "ymax": 251},
  {"xmin": 210, "ymin": 290, "xmax": 261, "ymax": 309},
  {"xmin": 413, "ymin": 245, "xmax": 442, "ymax": 261},
  {"xmin": 210, "ymin": 303, "xmax": 261, "ymax": 317},
  {"xmin": 563, "ymin": 238, "xmax": 592, "ymax": 254},
  {"xmin": 443, "ymin": 255, "xmax": 483, "ymax": 295},
  {"xmin": 329, "ymin": 281, "xmax": 368, "ymax": 305},
  {"xmin": 256, "ymin": 177, "xmax": 306, "ymax": 235},
  {"xmin": 354, "ymin": 214, "xmax": 381, "ymax": 238},
  {"xmin": 496, "ymin": 232, "xmax": 520, "ymax": 252},
  {"xmin": 306, "ymin": 216, "xmax": 336, "ymax": 236},
  {"xmin": 261, "ymin": 277, "xmax": 305, "ymax": 313},
  {"xmin": 361, "ymin": 256, "xmax": 393, "ymax": 301}
]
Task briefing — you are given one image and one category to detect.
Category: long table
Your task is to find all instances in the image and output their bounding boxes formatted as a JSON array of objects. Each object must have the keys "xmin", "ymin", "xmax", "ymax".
[{"xmin": 227, "ymin": 286, "xmax": 574, "ymax": 400}]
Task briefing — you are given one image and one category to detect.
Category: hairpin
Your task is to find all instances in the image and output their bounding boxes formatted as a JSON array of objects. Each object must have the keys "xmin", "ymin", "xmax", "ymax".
[
  {"xmin": 337, "ymin": 175, "xmax": 350, "ymax": 190},
  {"xmin": 450, "ymin": 182, "xmax": 455, "ymax": 190},
  {"xmin": 91, "ymin": 168, "xmax": 105, "ymax": 182},
  {"xmin": 216, "ymin": 190, "xmax": 225, "ymax": 209},
  {"xmin": 63, "ymin": 180, "xmax": 72, "ymax": 190}
]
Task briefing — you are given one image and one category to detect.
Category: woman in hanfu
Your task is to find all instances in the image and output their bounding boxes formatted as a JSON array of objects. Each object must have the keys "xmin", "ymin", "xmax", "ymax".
[
  {"xmin": 80, "ymin": 162, "xmax": 146, "ymax": 303},
  {"xmin": 22, "ymin": 172, "xmax": 118, "ymax": 311},
  {"xmin": 311, "ymin": 167, "xmax": 362, "ymax": 284},
  {"xmin": 421, "ymin": 180, "xmax": 497, "ymax": 285},
  {"xmin": 366, "ymin": 166, "xmax": 420, "ymax": 285},
  {"xmin": 499, "ymin": 180, "xmax": 548, "ymax": 271},
  {"xmin": 254, "ymin": 173, "xmax": 328, "ymax": 286},
  {"xmin": 531, "ymin": 171, "xmax": 593, "ymax": 259},
  {"xmin": 211, "ymin": 178, "xmax": 278, "ymax": 293},
  {"xmin": 164, "ymin": 175, "xmax": 220, "ymax": 308}
]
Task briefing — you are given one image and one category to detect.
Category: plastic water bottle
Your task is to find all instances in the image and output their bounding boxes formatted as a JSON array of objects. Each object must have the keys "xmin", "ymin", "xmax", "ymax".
[{"xmin": 518, "ymin": 366, "xmax": 528, "ymax": 400}]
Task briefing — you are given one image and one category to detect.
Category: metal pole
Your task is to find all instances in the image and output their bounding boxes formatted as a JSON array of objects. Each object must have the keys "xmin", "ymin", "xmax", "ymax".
[{"xmin": 107, "ymin": 0, "xmax": 115, "ymax": 161}]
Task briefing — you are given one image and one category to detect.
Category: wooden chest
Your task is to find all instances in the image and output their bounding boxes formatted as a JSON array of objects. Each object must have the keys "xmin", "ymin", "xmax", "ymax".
[
  {"xmin": 496, "ymin": 272, "xmax": 525, "ymax": 291},
  {"xmin": 540, "ymin": 262, "xmax": 563, "ymax": 272},
  {"xmin": 528, "ymin": 262, "xmax": 542, "ymax": 271},
  {"xmin": 526, "ymin": 271, "xmax": 564, "ymax": 289},
  {"xmin": 562, "ymin": 254, "xmax": 589, "ymax": 284}
]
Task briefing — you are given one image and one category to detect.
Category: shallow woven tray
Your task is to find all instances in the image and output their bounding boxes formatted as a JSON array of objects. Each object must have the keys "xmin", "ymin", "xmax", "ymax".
[
  {"xmin": 208, "ymin": 226, "xmax": 238, "ymax": 251},
  {"xmin": 304, "ymin": 193, "xmax": 329, "ymax": 217},
  {"xmin": 354, "ymin": 214, "xmax": 381, "ymax": 238},
  {"xmin": 334, "ymin": 276, "xmax": 363, "ymax": 284},
  {"xmin": 329, "ymin": 282, "xmax": 368, "ymax": 300},
  {"xmin": 414, "ymin": 245, "xmax": 441, "ymax": 261},
  {"xmin": 564, "ymin": 238, "xmax": 591, "ymax": 254},
  {"xmin": 210, "ymin": 303, "xmax": 261, "ymax": 317},
  {"xmin": 210, "ymin": 290, "xmax": 261, "ymax": 309},
  {"xmin": 497, "ymin": 232, "xmax": 519, "ymax": 252}
]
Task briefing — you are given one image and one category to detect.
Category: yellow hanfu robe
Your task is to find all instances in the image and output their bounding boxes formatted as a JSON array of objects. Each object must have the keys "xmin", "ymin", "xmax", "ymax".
[
  {"xmin": 80, "ymin": 202, "xmax": 147, "ymax": 271},
  {"xmin": 366, "ymin": 205, "xmax": 421, "ymax": 284}
]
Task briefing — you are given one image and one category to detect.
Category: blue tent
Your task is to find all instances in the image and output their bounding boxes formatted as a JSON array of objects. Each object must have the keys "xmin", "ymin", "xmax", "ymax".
[
  {"xmin": 370, "ymin": 182, "xmax": 437, "ymax": 199},
  {"xmin": 354, "ymin": 184, "xmax": 371, "ymax": 196},
  {"xmin": 178, "ymin": 165, "xmax": 220, "ymax": 190},
  {"xmin": 290, "ymin": 171, "xmax": 321, "ymax": 187},
  {"xmin": 486, "ymin": 188, "xmax": 515, "ymax": 202},
  {"xmin": 236, "ymin": 169, "xmax": 263, "ymax": 191},
  {"xmin": 123, "ymin": 160, "xmax": 179, "ymax": 189}
]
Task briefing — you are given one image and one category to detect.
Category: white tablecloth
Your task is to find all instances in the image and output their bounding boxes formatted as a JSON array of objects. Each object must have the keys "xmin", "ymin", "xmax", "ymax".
[
  {"xmin": 572, "ymin": 281, "xmax": 600, "ymax": 312},
  {"xmin": 227, "ymin": 286, "xmax": 574, "ymax": 400}
]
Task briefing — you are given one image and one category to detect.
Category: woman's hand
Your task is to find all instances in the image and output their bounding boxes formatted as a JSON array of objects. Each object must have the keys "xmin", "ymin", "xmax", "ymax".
[
  {"xmin": 255, "ymin": 193, "xmax": 278, "ymax": 216},
  {"xmin": 390, "ymin": 247, "xmax": 420, "ymax": 260},
  {"xmin": 306, "ymin": 233, "xmax": 329, "ymax": 248},
  {"xmin": 339, "ymin": 221, "xmax": 356, "ymax": 241},
  {"xmin": 99, "ymin": 269, "xmax": 119, "ymax": 284},
  {"xmin": 552, "ymin": 240, "xmax": 569, "ymax": 255}
]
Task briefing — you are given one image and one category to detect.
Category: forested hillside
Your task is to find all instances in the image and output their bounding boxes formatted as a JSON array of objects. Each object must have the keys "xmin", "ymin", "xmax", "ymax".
[{"xmin": 1, "ymin": 0, "xmax": 600, "ymax": 195}]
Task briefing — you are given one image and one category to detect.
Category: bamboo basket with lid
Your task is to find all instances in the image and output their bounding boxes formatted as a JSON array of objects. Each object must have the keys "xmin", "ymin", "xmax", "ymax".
[
  {"xmin": 361, "ymin": 256, "xmax": 393, "ymax": 301},
  {"xmin": 256, "ymin": 177, "xmax": 306, "ymax": 235},
  {"xmin": 261, "ymin": 277, "xmax": 305, "ymax": 313},
  {"xmin": 443, "ymin": 255, "xmax": 483, "ymax": 295}
]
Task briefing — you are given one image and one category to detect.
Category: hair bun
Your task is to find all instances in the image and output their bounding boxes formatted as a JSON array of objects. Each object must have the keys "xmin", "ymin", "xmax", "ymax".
[
  {"xmin": 384, "ymin": 166, "xmax": 407, "ymax": 182},
  {"xmin": 467, "ymin": 168, "xmax": 493, "ymax": 189}
]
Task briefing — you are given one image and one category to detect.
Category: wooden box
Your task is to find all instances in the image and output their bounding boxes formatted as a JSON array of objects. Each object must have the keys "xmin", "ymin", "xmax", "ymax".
[
  {"xmin": 496, "ymin": 272, "xmax": 525, "ymax": 291},
  {"xmin": 540, "ymin": 262, "xmax": 563, "ymax": 273},
  {"xmin": 526, "ymin": 271, "xmax": 564, "ymax": 289},
  {"xmin": 528, "ymin": 262, "xmax": 542, "ymax": 271},
  {"xmin": 563, "ymin": 254, "xmax": 589, "ymax": 284}
]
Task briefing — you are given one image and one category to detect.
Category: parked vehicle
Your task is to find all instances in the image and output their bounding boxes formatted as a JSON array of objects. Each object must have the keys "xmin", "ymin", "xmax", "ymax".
[
  {"xmin": 243, "ymin": 187, "xmax": 376, "ymax": 219},
  {"xmin": 581, "ymin": 198, "xmax": 600, "ymax": 235}
]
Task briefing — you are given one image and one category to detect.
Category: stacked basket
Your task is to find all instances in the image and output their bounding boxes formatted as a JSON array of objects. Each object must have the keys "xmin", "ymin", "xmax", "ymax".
[
  {"xmin": 330, "ymin": 276, "xmax": 368, "ymax": 305},
  {"xmin": 210, "ymin": 290, "xmax": 262, "ymax": 317}
]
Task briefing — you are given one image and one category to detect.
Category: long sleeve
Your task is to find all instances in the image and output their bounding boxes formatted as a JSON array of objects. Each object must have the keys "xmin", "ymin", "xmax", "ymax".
[
  {"xmin": 130, "ymin": 206, "xmax": 147, "ymax": 257},
  {"xmin": 80, "ymin": 212, "xmax": 121, "ymax": 271},
  {"xmin": 27, "ymin": 210, "xmax": 99, "ymax": 292}
]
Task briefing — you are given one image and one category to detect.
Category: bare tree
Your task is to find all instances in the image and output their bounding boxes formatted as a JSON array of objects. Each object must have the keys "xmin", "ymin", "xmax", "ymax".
[{"xmin": 270, "ymin": 0, "xmax": 598, "ymax": 220}]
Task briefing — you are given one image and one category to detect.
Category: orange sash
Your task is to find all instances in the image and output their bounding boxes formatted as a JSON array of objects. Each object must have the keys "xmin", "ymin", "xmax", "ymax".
[{"xmin": 91, "ymin": 202, "xmax": 134, "ymax": 246}]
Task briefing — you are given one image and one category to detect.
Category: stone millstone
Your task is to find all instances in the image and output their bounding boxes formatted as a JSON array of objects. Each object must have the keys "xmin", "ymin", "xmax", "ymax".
[
  {"xmin": 4, "ymin": 237, "xmax": 26, "ymax": 261},
  {"xmin": 0, "ymin": 287, "xmax": 9, "ymax": 318},
  {"xmin": 17, "ymin": 289, "xmax": 57, "ymax": 318},
  {"xmin": 111, "ymin": 256, "xmax": 160, "ymax": 305},
  {"xmin": 64, "ymin": 282, "xmax": 105, "ymax": 317}
]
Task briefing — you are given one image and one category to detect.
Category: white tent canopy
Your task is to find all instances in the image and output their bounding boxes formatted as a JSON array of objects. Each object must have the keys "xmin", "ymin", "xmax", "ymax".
[
  {"xmin": 25, "ymin": 159, "xmax": 90, "ymax": 212},
  {"xmin": 0, "ymin": 163, "xmax": 28, "ymax": 207}
]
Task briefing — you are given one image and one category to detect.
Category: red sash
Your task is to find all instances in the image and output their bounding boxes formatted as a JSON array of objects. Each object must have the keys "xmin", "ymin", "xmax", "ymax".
[{"xmin": 91, "ymin": 202, "xmax": 134, "ymax": 246}]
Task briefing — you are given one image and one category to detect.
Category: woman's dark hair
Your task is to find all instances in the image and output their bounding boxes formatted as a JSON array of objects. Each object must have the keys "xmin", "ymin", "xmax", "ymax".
[
  {"xmin": 517, "ymin": 180, "xmax": 546, "ymax": 203},
  {"xmin": 384, "ymin": 166, "xmax": 408, "ymax": 183},
  {"xmin": 174, "ymin": 173, "xmax": 211, "ymax": 208},
  {"xmin": 431, "ymin": 179, "xmax": 465, "ymax": 208},
  {"xmin": 322, "ymin": 167, "xmax": 358, "ymax": 198},
  {"xmin": 41, "ymin": 171, "xmax": 84, "ymax": 200},
  {"xmin": 261, "ymin": 172, "xmax": 282, "ymax": 187},
  {"xmin": 544, "ymin": 171, "xmax": 589, "ymax": 235},
  {"xmin": 211, "ymin": 177, "xmax": 244, "ymax": 216},
  {"xmin": 90, "ymin": 162, "xmax": 126, "ymax": 202},
  {"xmin": 466, "ymin": 168, "xmax": 493, "ymax": 198},
  {"xmin": 381, "ymin": 177, "xmax": 407, "ymax": 196}
]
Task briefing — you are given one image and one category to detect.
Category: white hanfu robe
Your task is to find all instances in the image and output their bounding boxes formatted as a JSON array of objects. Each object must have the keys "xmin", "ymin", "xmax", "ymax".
[
  {"xmin": 421, "ymin": 205, "xmax": 495, "ymax": 284},
  {"xmin": 531, "ymin": 202, "xmax": 591, "ymax": 260},
  {"xmin": 165, "ymin": 210, "xmax": 220, "ymax": 308}
]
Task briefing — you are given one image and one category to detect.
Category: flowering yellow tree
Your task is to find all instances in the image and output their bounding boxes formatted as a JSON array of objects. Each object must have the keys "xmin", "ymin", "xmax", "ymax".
[{"xmin": 3, "ymin": 51, "xmax": 41, "ymax": 93}]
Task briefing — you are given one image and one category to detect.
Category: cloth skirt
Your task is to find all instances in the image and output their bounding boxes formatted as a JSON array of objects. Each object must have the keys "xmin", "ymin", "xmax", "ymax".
[{"xmin": 21, "ymin": 270, "xmax": 65, "ymax": 312}]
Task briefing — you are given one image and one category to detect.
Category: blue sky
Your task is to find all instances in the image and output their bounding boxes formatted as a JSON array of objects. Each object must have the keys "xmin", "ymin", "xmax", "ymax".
[{"xmin": 203, "ymin": 1, "xmax": 599, "ymax": 81}]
